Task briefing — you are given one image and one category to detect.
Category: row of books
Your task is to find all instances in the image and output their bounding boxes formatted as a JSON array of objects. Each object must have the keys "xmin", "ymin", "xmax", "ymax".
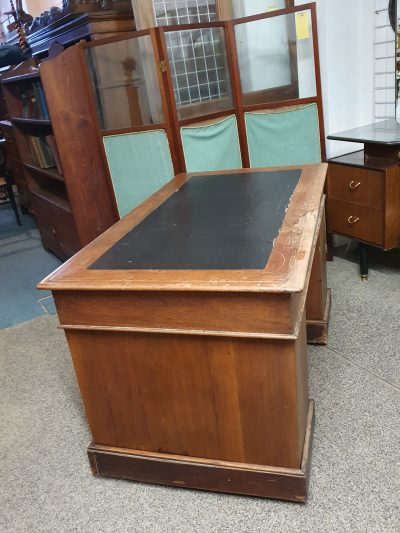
[
  {"xmin": 18, "ymin": 82, "xmax": 49, "ymax": 120},
  {"xmin": 28, "ymin": 135, "xmax": 62, "ymax": 175}
]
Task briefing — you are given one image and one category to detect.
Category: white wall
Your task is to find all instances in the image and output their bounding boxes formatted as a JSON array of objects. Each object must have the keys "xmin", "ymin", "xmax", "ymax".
[
  {"xmin": 0, "ymin": 0, "xmax": 58, "ymax": 39},
  {"xmin": 296, "ymin": 0, "xmax": 375, "ymax": 158},
  {"xmin": 0, "ymin": 1, "xmax": 59, "ymax": 18},
  {"xmin": 25, "ymin": 0, "xmax": 59, "ymax": 17}
]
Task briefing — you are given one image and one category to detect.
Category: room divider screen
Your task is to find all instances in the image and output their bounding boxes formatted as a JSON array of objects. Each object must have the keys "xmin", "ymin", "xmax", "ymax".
[
  {"xmin": 79, "ymin": 2, "xmax": 324, "ymax": 217},
  {"xmin": 84, "ymin": 30, "xmax": 178, "ymax": 217}
]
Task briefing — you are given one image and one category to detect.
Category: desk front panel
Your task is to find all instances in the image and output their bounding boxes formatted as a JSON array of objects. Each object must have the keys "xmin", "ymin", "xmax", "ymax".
[
  {"xmin": 54, "ymin": 289, "xmax": 299, "ymax": 337},
  {"xmin": 65, "ymin": 313, "xmax": 309, "ymax": 470}
]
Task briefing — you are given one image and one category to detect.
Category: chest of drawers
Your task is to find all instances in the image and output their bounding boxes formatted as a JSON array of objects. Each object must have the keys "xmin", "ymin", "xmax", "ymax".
[
  {"xmin": 327, "ymin": 152, "xmax": 400, "ymax": 250},
  {"xmin": 327, "ymin": 150, "xmax": 400, "ymax": 276}
]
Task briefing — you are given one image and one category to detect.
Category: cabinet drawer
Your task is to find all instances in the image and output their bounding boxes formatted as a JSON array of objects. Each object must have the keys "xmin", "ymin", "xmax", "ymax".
[
  {"xmin": 327, "ymin": 199, "xmax": 384, "ymax": 246},
  {"xmin": 32, "ymin": 194, "xmax": 80, "ymax": 258},
  {"xmin": 328, "ymin": 164, "xmax": 384, "ymax": 209},
  {"xmin": 52, "ymin": 205, "xmax": 80, "ymax": 256}
]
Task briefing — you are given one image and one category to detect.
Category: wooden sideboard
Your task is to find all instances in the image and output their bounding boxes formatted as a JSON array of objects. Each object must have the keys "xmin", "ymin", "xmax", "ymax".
[{"xmin": 39, "ymin": 164, "xmax": 330, "ymax": 503}]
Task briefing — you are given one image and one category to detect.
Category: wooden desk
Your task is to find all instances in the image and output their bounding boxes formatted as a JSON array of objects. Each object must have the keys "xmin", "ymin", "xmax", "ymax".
[{"xmin": 39, "ymin": 165, "xmax": 329, "ymax": 503}]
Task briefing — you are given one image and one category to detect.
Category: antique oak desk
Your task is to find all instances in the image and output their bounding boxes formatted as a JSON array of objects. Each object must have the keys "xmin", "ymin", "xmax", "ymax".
[{"xmin": 39, "ymin": 165, "xmax": 329, "ymax": 503}]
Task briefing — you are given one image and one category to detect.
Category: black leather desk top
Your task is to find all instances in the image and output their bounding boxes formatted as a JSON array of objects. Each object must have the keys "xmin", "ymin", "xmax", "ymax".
[{"xmin": 90, "ymin": 169, "xmax": 301, "ymax": 271}]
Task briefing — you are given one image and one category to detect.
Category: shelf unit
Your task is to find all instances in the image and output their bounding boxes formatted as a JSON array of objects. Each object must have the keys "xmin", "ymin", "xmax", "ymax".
[
  {"xmin": 1, "ymin": 58, "xmax": 116, "ymax": 260},
  {"xmin": 0, "ymin": 66, "xmax": 28, "ymax": 213}
]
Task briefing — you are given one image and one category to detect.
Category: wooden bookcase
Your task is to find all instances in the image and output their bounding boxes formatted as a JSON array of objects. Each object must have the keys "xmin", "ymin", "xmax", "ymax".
[
  {"xmin": 0, "ymin": 67, "xmax": 28, "ymax": 213},
  {"xmin": 1, "ymin": 58, "xmax": 116, "ymax": 259}
]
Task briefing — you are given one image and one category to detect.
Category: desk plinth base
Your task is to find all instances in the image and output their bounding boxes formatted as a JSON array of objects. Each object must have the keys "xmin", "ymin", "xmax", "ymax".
[
  {"xmin": 88, "ymin": 401, "xmax": 315, "ymax": 503},
  {"xmin": 306, "ymin": 289, "xmax": 331, "ymax": 346}
]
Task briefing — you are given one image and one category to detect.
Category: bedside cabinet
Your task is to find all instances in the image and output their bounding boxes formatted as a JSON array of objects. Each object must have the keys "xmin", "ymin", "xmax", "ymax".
[
  {"xmin": 327, "ymin": 150, "xmax": 400, "ymax": 279},
  {"xmin": 327, "ymin": 120, "xmax": 400, "ymax": 279}
]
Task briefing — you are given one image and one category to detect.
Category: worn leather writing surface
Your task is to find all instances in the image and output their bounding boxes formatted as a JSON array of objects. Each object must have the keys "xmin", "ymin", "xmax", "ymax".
[{"xmin": 90, "ymin": 170, "xmax": 302, "ymax": 271}]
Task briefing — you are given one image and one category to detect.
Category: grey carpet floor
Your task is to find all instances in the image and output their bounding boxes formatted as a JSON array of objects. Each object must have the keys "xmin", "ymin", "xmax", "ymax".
[
  {"xmin": 1, "ymin": 257, "xmax": 399, "ymax": 533},
  {"xmin": 0, "ymin": 203, "xmax": 61, "ymax": 329}
]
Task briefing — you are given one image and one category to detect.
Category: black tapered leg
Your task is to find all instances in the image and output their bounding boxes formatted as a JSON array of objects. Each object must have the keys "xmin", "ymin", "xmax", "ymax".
[{"xmin": 359, "ymin": 242, "xmax": 368, "ymax": 281}]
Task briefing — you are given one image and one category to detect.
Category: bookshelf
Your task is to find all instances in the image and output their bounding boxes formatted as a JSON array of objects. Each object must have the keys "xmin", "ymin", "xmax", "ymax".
[
  {"xmin": 1, "ymin": 57, "xmax": 116, "ymax": 259},
  {"xmin": 0, "ymin": 67, "xmax": 28, "ymax": 213}
]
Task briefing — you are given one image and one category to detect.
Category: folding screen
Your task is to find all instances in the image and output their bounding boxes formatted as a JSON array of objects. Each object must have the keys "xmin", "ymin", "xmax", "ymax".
[
  {"xmin": 156, "ymin": 3, "xmax": 325, "ymax": 173},
  {"xmin": 181, "ymin": 116, "xmax": 242, "ymax": 172},
  {"xmin": 245, "ymin": 104, "xmax": 322, "ymax": 167},
  {"xmin": 103, "ymin": 131, "xmax": 174, "ymax": 217},
  {"xmin": 158, "ymin": 21, "xmax": 243, "ymax": 172},
  {"xmin": 84, "ymin": 30, "xmax": 177, "ymax": 217},
  {"xmin": 130, "ymin": 0, "xmax": 295, "ymax": 29},
  {"xmin": 232, "ymin": 5, "xmax": 324, "ymax": 167},
  {"xmin": 79, "ymin": 3, "xmax": 324, "ymax": 219}
]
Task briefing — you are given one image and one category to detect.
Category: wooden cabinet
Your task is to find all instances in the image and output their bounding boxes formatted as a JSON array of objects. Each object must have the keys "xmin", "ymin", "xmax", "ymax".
[
  {"xmin": 0, "ymin": 68, "xmax": 30, "ymax": 213},
  {"xmin": 327, "ymin": 150, "xmax": 400, "ymax": 275},
  {"xmin": 327, "ymin": 121, "xmax": 400, "ymax": 278},
  {"xmin": 0, "ymin": 119, "xmax": 30, "ymax": 213},
  {"xmin": 1, "ymin": 58, "xmax": 117, "ymax": 260},
  {"xmin": 0, "ymin": 10, "xmax": 135, "ymax": 260}
]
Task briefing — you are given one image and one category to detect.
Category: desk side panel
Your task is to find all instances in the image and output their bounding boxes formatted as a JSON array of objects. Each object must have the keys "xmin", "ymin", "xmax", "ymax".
[{"xmin": 65, "ymin": 327, "xmax": 309, "ymax": 470}]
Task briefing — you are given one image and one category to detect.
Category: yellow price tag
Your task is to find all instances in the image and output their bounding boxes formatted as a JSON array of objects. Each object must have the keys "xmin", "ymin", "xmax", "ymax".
[{"xmin": 296, "ymin": 12, "xmax": 310, "ymax": 40}]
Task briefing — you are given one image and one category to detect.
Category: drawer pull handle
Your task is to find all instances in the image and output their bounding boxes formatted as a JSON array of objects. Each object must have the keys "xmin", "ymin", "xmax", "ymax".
[
  {"xmin": 347, "ymin": 216, "xmax": 360, "ymax": 225},
  {"xmin": 349, "ymin": 180, "xmax": 361, "ymax": 191}
]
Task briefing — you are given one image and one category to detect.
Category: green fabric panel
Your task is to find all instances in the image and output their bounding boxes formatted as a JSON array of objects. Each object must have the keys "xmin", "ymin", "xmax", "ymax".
[
  {"xmin": 103, "ymin": 130, "xmax": 174, "ymax": 218},
  {"xmin": 181, "ymin": 115, "xmax": 242, "ymax": 173},
  {"xmin": 245, "ymin": 104, "xmax": 322, "ymax": 168}
]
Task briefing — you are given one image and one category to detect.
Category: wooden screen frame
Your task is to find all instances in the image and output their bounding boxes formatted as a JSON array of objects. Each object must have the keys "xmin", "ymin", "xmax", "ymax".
[
  {"xmin": 131, "ymin": 0, "xmax": 296, "ymax": 29},
  {"xmin": 69, "ymin": 2, "xmax": 325, "ymax": 219},
  {"xmin": 229, "ymin": 2, "xmax": 326, "ymax": 162},
  {"xmin": 157, "ymin": 20, "xmax": 240, "ymax": 171},
  {"xmin": 77, "ymin": 27, "xmax": 183, "ymax": 218},
  {"xmin": 157, "ymin": 3, "xmax": 326, "ymax": 170}
]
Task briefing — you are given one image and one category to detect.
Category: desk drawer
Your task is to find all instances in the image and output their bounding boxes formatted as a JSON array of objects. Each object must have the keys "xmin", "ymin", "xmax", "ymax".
[
  {"xmin": 327, "ymin": 199, "xmax": 384, "ymax": 246},
  {"xmin": 328, "ymin": 164, "xmax": 384, "ymax": 209}
]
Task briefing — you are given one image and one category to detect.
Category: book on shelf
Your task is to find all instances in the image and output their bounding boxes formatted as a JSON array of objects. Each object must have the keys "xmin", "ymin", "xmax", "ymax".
[
  {"xmin": 45, "ymin": 135, "xmax": 62, "ymax": 175},
  {"xmin": 28, "ymin": 135, "xmax": 56, "ymax": 170},
  {"xmin": 35, "ymin": 83, "xmax": 49, "ymax": 120},
  {"xmin": 19, "ymin": 82, "xmax": 49, "ymax": 120}
]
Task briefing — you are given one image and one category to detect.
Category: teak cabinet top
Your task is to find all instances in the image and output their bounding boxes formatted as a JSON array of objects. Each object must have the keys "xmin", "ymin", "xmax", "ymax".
[{"xmin": 39, "ymin": 164, "xmax": 327, "ymax": 294}]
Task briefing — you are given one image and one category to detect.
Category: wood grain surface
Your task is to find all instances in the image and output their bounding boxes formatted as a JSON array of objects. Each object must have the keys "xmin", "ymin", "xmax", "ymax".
[{"xmin": 39, "ymin": 164, "xmax": 327, "ymax": 293}]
